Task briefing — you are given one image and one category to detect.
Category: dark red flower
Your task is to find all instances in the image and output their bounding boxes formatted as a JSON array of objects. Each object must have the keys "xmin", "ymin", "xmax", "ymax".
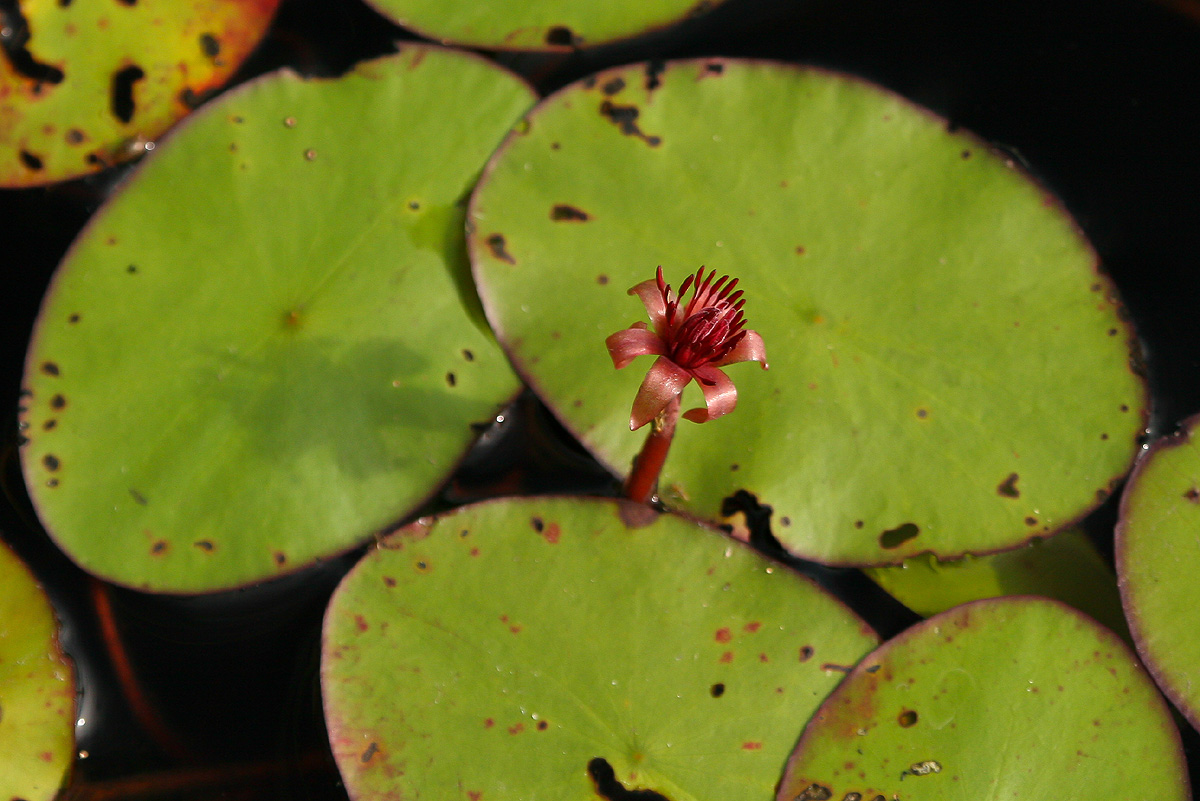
[{"xmin": 606, "ymin": 266, "xmax": 768, "ymax": 430}]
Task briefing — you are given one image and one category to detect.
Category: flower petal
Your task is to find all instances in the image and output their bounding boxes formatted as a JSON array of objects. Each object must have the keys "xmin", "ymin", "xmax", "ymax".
[
  {"xmin": 628, "ymin": 278, "xmax": 670, "ymax": 336},
  {"xmin": 682, "ymin": 364, "xmax": 738, "ymax": 423},
  {"xmin": 713, "ymin": 329, "xmax": 768, "ymax": 369},
  {"xmin": 605, "ymin": 325, "xmax": 667, "ymax": 369},
  {"xmin": 630, "ymin": 357, "xmax": 693, "ymax": 430}
]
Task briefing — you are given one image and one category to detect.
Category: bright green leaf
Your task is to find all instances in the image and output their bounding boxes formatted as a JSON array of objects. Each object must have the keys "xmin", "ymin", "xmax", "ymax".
[
  {"xmin": 470, "ymin": 58, "xmax": 1145, "ymax": 566},
  {"xmin": 778, "ymin": 597, "xmax": 1187, "ymax": 801},
  {"xmin": 864, "ymin": 527, "xmax": 1130, "ymax": 639},
  {"xmin": 366, "ymin": 0, "xmax": 723, "ymax": 51},
  {"xmin": 0, "ymin": 538, "xmax": 75, "ymax": 801},
  {"xmin": 0, "ymin": 0, "xmax": 280, "ymax": 186},
  {"xmin": 19, "ymin": 46, "xmax": 534, "ymax": 592},
  {"xmin": 1117, "ymin": 419, "xmax": 1200, "ymax": 730},
  {"xmin": 322, "ymin": 497, "xmax": 878, "ymax": 801}
]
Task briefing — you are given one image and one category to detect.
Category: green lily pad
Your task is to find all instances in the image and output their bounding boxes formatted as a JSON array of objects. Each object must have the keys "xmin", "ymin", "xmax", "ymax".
[
  {"xmin": 0, "ymin": 538, "xmax": 75, "ymax": 800},
  {"xmin": 777, "ymin": 597, "xmax": 1187, "ymax": 801},
  {"xmin": 18, "ymin": 46, "xmax": 534, "ymax": 593},
  {"xmin": 864, "ymin": 527, "xmax": 1130, "ymax": 638},
  {"xmin": 321, "ymin": 496, "xmax": 878, "ymax": 801},
  {"xmin": 365, "ymin": 0, "xmax": 723, "ymax": 51},
  {"xmin": 469, "ymin": 58, "xmax": 1145, "ymax": 567},
  {"xmin": 1117, "ymin": 417, "xmax": 1200, "ymax": 730},
  {"xmin": 0, "ymin": 0, "xmax": 280, "ymax": 186}
]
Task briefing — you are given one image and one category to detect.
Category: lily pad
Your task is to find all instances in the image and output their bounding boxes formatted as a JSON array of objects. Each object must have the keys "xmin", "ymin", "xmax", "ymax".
[
  {"xmin": 18, "ymin": 46, "xmax": 534, "ymax": 592},
  {"xmin": 0, "ymin": 538, "xmax": 75, "ymax": 801},
  {"xmin": 469, "ymin": 58, "xmax": 1145, "ymax": 566},
  {"xmin": 777, "ymin": 597, "xmax": 1187, "ymax": 801},
  {"xmin": 365, "ymin": 0, "xmax": 723, "ymax": 51},
  {"xmin": 321, "ymin": 496, "xmax": 878, "ymax": 801},
  {"xmin": 864, "ymin": 527, "xmax": 1129, "ymax": 638},
  {"xmin": 1117, "ymin": 416, "xmax": 1200, "ymax": 730},
  {"xmin": 0, "ymin": 0, "xmax": 281, "ymax": 186}
]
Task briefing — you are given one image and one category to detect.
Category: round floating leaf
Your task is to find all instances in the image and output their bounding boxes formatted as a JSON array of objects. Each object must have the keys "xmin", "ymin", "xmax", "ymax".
[
  {"xmin": 0, "ymin": 0, "xmax": 280, "ymax": 186},
  {"xmin": 469, "ymin": 59, "xmax": 1145, "ymax": 566},
  {"xmin": 19, "ymin": 46, "xmax": 534, "ymax": 592},
  {"xmin": 322, "ymin": 496, "xmax": 878, "ymax": 801},
  {"xmin": 366, "ymin": 0, "xmax": 723, "ymax": 51},
  {"xmin": 864, "ymin": 527, "xmax": 1129, "ymax": 638},
  {"xmin": 1117, "ymin": 416, "xmax": 1200, "ymax": 729},
  {"xmin": 0, "ymin": 539, "xmax": 75, "ymax": 800},
  {"xmin": 778, "ymin": 597, "xmax": 1187, "ymax": 801}
]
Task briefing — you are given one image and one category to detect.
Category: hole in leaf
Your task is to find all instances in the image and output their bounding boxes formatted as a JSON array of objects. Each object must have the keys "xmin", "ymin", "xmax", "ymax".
[
  {"xmin": 879, "ymin": 523, "xmax": 919, "ymax": 549},
  {"xmin": 587, "ymin": 758, "xmax": 670, "ymax": 801},
  {"xmin": 0, "ymin": 0, "xmax": 65, "ymax": 85},
  {"xmin": 111, "ymin": 64, "xmax": 146, "ymax": 123}
]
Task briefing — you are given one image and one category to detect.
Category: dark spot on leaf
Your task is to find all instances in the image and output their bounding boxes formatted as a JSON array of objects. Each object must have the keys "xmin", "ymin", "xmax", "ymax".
[
  {"xmin": 46, "ymin": 478, "xmax": 58, "ymax": 487},
  {"xmin": 110, "ymin": 64, "xmax": 145, "ymax": 123},
  {"xmin": 531, "ymin": 516, "xmax": 544, "ymax": 533},
  {"xmin": 19, "ymin": 150, "xmax": 43, "ymax": 170},
  {"xmin": 898, "ymin": 709, "xmax": 918, "ymax": 727},
  {"xmin": 916, "ymin": 407, "xmax": 928, "ymax": 418},
  {"xmin": 1108, "ymin": 328, "xmax": 1118, "ymax": 336},
  {"xmin": 799, "ymin": 645, "xmax": 814, "ymax": 662},
  {"xmin": 997, "ymin": 472, "xmax": 1020, "ymax": 498},
  {"xmin": 304, "ymin": 149, "xmax": 316, "ymax": 161},
  {"xmin": 126, "ymin": 264, "xmax": 138, "ymax": 273},
  {"xmin": 1100, "ymin": 432, "xmax": 1108, "ymax": 440},
  {"xmin": 843, "ymin": 794, "xmax": 864, "ymax": 801},
  {"xmin": 793, "ymin": 784, "xmax": 833, "ymax": 800},
  {"xmin": 602, "ymin": 77, "xmax": 625, "ymax": 95},
  {"xmin": 179, "ymin": 86, "xmax": 205, "ymax": 109},
  {"xmin": 1186, "ymin": 487, "xmax": 1200, "ymax": 502},
  {"xmin": 383, "ymin": 576, "xmax": 396, "ymax": 587},
  {"xmin": 854, "ymin": 520, "xmax": 864, "ymax": 529},
  {"xmin": 795, "ymin": 245, "xmax": 806, "ymax": 255},
  {"xmin": 879, "ymin": 522, "xmax": 919, "ymax": 549},
  {"xmin": 1120, "ymin": 404, "xmax": 1130, "ymax": 413},
  {"xmin": 1025, "ymin": 516, "xmax": 1037, "ymax": 526},
  {"xmin": 508, "ymin": 722, "xmax": 524, "ymax": 734},
  {"xmin": 544, "ymin": 25, "xmax": 578, "ymax": 47},
  {"xmin": 551, "ymin": 204, "xmax": 590, "ymax": 221},
  {"xmin": 704, "ymin": 62, "xmax": 724, "ymax": 74},
  {"xmin": 42, "ymin": 419, "xmax": 56, "ymax": 431},
  {"xmin": 597, "ymin": 274, "xmax": 609, "ymax": 285},
  {"xmin": 865, "ymin": 664, "xmax": 880, "ymax": 673},
  {"xmin": 645, "ymin": 60, "xmax": 665, "ymax": 91},
  {"xmin": 151, "ymin": 540, "xmax": 168, "ymax": 555},
  {"xmin": 821, "ymin": 663, "xmax": 853, "ymax": 673},
  {"xmin": 41, "ymin": 361, "xmax": 59, "ymax": 376},
  {"xmin": 486, "ymin": 233, "xmax": 515, "ymax": 264},
  {"xmin": 199, "ymin": 32, "xmax": 220, "ymax": 58},
  {"xmin": 361, "ymin": 742, "xmax": 378, "ymax": 762},
  {"xmin": 587, "ymin": 757, "xmax": 670, "ymax": 801},
  {"xmin": 194, "ymin": 540, "xmax": 214, "ymax": 552},
  {"xmin": 710, "ymin": 683, "xmax": 725, "ymax": 697},
  {"xmin": 537, "ymin": 720, "xmax": 548, "ymax": 730},
  {"xmin": 446, "ymin": 372, "xmax": 457, "ymax": 387},
  {"xmin": 68, "ymin": 314, "xmax": 80, "ymax": 323},
  {"xmin": 274, "ymin": 552, "xmax": 286, "ymax": 565},
  {"xmin": 599, "ymin": 100, "xmax": 661, "ymax": 146},
  {"xmin": 462, "ymin": 349, "xmax": 474, "ymax": 361},
  {"xmin": 715, "ymin": 627, "xmax": 731, "ymax": 643},
  {"xmin": 42, "ymin": 454, "xmax": 59, "ymax": 471}
]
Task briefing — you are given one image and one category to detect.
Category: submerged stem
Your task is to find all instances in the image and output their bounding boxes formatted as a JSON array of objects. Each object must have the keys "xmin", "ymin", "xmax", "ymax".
[{"xmin": 623, "ymin": 397, "xmax": 680, "ymax": 504}]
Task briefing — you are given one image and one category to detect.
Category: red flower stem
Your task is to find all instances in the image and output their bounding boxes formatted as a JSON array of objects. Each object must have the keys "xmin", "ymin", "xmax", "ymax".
[{"xmin": 623, "ymin": 397, "xmax": 680, "ymax": 504}]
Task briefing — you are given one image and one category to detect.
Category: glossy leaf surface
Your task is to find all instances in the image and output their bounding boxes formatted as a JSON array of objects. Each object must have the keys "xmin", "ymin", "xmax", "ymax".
[
  {"xmin": 470, "ymin": 59, "xmax": 1145, "ymax": 566},
  {"xmin": 19, "ymin": 46, "xmax": 533, "ymax": 592},
  {"xmin": 0, "ymin": 0, "xmax": 280, "ymax": 186},
  {"xmin": 322, "ymin": 496, "xmax": 878, "ymax": 801},
  {"xmin": 778, "ymin": 597, "xmax": 1187, "ymax": 801},
  {"xmin": 0, "ymin": 539, "xmax": 74, "ymax": 800}
]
